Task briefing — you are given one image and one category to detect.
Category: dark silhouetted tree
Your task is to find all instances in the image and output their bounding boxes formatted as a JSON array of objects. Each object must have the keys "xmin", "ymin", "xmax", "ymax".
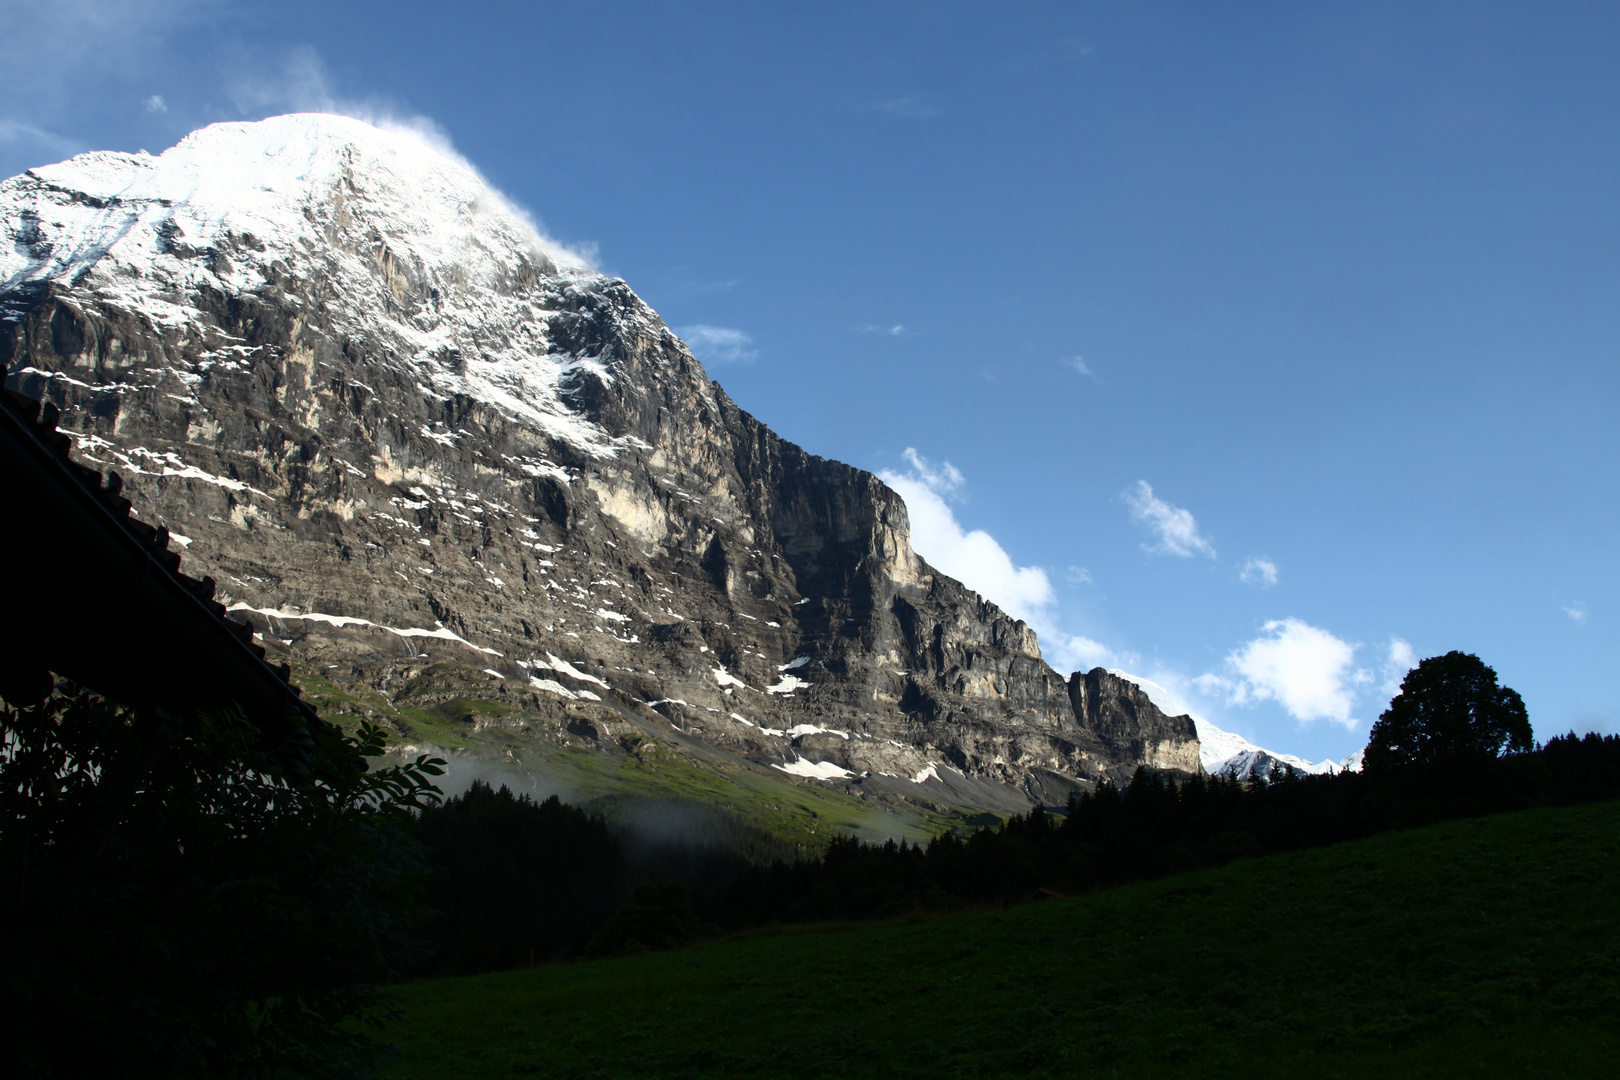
[
  {"xmin": 0, "ymin": 685, "xmax": 444, "ymax": 1079},
  {"xmin": 1363, "ymin": 651, "xmax": 1531, "ymax": 772}
]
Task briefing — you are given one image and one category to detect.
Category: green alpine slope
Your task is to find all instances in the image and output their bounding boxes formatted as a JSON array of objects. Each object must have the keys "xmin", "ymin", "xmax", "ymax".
[
  {"xmin": 380, "ymin": 799, "xmax": 1620, "ymax": 1079},
  {"xmin": 298, "ymin": 658, "xmax": 981, "ymax": 853}
]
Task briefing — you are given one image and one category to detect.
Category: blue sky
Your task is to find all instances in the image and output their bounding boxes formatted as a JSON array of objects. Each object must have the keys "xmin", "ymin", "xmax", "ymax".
[{"xmin": 4, "ymin": 1, "xmax": 1615, "ymax": 763}]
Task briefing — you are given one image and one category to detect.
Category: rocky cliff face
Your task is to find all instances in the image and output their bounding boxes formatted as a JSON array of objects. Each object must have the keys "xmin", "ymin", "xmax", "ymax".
[
  {"xmin": 0, "ymin": 114, "xmax": 1199, "ymax": 815},
  {"xmin": 1069, "ymin": 669, "xmax": 1201, "ymax": 775}
]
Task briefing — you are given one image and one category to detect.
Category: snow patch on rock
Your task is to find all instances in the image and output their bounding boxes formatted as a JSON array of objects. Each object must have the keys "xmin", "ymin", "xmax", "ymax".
[
  {"xmin": 227, "ymin": 603, "xmax": 501, "ymax": 655},
  {"xmin": 772, "ymin": 755, "xmax": 855, "ymax": 781},
  {"xmin": 786, "ymin": 724, "xmax": 850, "ymax": 740},
  {"xmin": 766, "ymin": 674, "xmax": 810, "ymax": 695}
]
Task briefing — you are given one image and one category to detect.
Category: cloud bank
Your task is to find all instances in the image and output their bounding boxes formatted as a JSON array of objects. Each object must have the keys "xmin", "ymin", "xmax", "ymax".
[{"xmin": 1124, "ymin": 480, "xmax": 1216, "ymax": 558}]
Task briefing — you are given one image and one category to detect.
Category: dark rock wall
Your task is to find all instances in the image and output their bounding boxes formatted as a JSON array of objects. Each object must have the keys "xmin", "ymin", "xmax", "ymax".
[
  {"xmin": 3, "ymin": 257, "xmax": 1199, "ymax": 803},
  {"xmin": 1069, "ymin": 668, "xmax": 1202, "ymax": 775}
]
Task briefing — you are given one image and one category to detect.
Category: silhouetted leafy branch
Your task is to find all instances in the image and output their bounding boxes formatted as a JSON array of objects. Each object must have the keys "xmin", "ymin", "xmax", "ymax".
[{"xmin": 0, "ymin": 685, "xmax": 444, "ymax": 1079}]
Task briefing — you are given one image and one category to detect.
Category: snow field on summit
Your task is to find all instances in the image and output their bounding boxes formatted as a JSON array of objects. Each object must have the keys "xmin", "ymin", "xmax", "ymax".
[{"xmin": 0, "ymin": 114, "xmax": 643, "ymax": 456}]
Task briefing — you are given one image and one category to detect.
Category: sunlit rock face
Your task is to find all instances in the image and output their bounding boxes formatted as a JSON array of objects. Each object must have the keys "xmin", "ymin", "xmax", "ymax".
[{"xmin": 0, "ymin": 114, "xmax": 1200, "ymax": 809}]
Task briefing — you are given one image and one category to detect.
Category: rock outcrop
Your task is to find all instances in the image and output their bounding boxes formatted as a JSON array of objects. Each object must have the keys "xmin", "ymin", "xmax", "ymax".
[
  {"xmin": 0, "ymin": 114, "xmax": 1200, "ymax": 814},
  {"xmin": 1069, "ymin": 668, "xmax": 1201, "ymax": 776}
]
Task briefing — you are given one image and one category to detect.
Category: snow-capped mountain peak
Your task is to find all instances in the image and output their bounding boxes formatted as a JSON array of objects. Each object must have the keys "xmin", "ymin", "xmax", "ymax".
[
  {"xmin": 1, "ymin": 114, "xmax": 636, "ymax": 454},
  {"xmin": 1106, "ymin": 669, "xmax": 1362, "ymax": 779},
  {"xmin": 0, "ymin": 116, "xmax": 1216, "ymax": 816}
]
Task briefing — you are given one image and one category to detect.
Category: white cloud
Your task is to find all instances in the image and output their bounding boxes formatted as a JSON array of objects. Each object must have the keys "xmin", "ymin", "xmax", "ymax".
[
  {"xmin": 898, "ymin": 447, "xmax": 962, "ymax": 494},
  {"xmin": 879, "ymin": 449, "xmax": 1053, "ymax": 625},
  {"xmin": 223, "ymin": 43, "xmax": 339, "ymax": 116},
  {"xmin": 879, "ymin": 450, "xmax": 1134, "ymax": 674},
  {"xmin": 144, "ymin": 94, "xmax": 168, "ymax": 113},
  {"xmin": 1060, "ymin": 355, "xmax": 1100, "ymax": 381},
  {"xmin": 1065, "ymin": 565, "xmax": 1093, "ymax": 585},
  {"xmin": 887, "ymin": 450, "xmax": 1140, "ymax": 676},
  {"xmin": 1240, "ymin": 557, "xmax": 1278, "ymax": 587},
  {"xmin": 683, "ymin": 277, "xmax": 741, "ymax": 294},
  {"xmin": 1564, "ymin": 602, "xmax": 1587, "ymax": 625},
  {"xmin": 675, "ymin": 324, "xmax": 757, "ymax": 365},
  {"xmin": 860, "ymin": 323, "xmax": 910, "ymax": 337},
  {"xmin": 1197, "ymin": 618, "xmax": 1362, "ymax": 728},
  {"xmin": 1123, "ymin": 480, "xmax": 1216, "ymax": 558},
  {"xmin": 1, "ymin": 0, "xmax": 207, "ymax": 73}
]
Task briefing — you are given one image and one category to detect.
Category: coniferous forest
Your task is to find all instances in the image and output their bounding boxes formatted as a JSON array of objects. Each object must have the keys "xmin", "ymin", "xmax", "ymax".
[
  {"xmin": 7, "ymin": 649, "xmax": 1620, "ymax": 1077},
  {"xmin": 413, "ymin": 728, "xmax": 1620, "ymax": 974}
]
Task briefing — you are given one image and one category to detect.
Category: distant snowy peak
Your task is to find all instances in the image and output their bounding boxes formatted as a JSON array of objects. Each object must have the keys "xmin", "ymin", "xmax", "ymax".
[
  {"xmin": 1190, "ymin": 721, "xmax": 1363, "ymax": 781},
  {"xmin": 0, "ymin": 114, "xmax": 670, "ymax": 455},
  {"xmin": 1105, "ymin": 669, "xmax": 1362, "ymax": 779}
]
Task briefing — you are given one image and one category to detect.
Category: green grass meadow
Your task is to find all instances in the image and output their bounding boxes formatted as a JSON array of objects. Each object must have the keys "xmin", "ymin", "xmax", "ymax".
[{"xmin": 380, "ymin": 799, "xmax": 1620, "ymax": 1079}]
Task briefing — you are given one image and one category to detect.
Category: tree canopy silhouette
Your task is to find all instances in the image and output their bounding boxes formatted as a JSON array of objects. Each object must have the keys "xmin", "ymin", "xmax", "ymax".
[{"xmin": 1364, "ymin": 651, "xmax": 1531, "ymax": 772}]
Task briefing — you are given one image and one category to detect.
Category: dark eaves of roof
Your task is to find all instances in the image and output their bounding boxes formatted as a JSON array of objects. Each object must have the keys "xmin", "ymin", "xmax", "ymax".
[{"xmin": 0, "ymin": 379, "xmax": 322, "ymax": 744}]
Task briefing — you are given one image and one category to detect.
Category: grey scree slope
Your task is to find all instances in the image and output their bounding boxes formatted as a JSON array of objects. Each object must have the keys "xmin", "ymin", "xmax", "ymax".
[{"xmin": 0, "ymin": 114, "xmax": 1199, "ymax": 818}]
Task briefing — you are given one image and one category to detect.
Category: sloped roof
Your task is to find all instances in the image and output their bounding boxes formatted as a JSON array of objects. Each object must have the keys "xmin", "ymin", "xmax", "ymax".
[{"xmin": 0, "ymin": 381, "xmax": 318, "ymax": 741}]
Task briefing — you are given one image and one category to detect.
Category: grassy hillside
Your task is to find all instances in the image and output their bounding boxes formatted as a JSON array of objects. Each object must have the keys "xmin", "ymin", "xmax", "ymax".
[
  {"xmin": 295, "ymin": 658, "xmax": 977, "ymax": 851},
  {"xmin": 380, "ymin": 799, "xmax": 1620, "ymax": 1079}
]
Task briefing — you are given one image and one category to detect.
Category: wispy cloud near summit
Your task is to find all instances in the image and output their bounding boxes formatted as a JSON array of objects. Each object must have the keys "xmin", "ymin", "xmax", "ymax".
[
  {"xmin": 218, "ymin": 46, "xmax": 599, "ymax": 270},
  {"xmin": 676, "ymin": 324, "xmax": 757, "ymax": 365}
]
